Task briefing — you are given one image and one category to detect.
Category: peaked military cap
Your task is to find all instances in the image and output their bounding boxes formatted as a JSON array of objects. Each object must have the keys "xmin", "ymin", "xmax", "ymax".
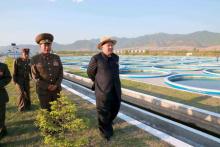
[{"xmin": 35, "ymin": 33, "xmax": 54, "ymax": 44}]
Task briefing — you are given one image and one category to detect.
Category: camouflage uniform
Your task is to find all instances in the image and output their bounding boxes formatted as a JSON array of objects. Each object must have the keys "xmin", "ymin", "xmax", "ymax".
[
  {"xmin": 0, "ymin": 62, "xmax": 12, "ymax": 139},
  {"xmin": 13, "ymin": 57, "xmax": 31, "ymax": 111}
]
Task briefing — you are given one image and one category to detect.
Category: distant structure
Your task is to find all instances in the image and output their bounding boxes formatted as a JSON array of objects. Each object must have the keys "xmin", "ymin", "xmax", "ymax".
[
  {"xmin": 114, "ymin": 49, "xmax": 146, "ymax": 54},
  {"xmin": 186, "ymin": 52, "xmax": 193, "ymax": 56},
  {"xmin": 7, "ymin": 43, "xmax": 20, "ymax": 58}
]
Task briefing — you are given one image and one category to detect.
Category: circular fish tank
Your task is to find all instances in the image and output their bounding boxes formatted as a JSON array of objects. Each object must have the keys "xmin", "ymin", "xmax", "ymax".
[
  {"xmin": 203, "ymin": 69, "xmax": 220, "ymax": 76},
  {"xmin": 62, "ymin": 62, "xmax": 80, "ymax": 65},
  {"xmin": 154, "ymin": 65, "xmax": 202, "ymax": 72},
  {"xmin": 80, "ymin": 65, "xmax": 130, "ymax": 71},
  {"xmin": 80, "ymin": 65, "xmax": 88, "ymax": 71},
  {"xmin": 120, "ymin": 69, "xmax": 171, "ymax": 78},
  {"xmin": 165, "ymin": 74, "xmax": 220, "ymax": 96},
  {"xmin": 199, "ymin": 63, "xmax": 220, "ymax": 69}
]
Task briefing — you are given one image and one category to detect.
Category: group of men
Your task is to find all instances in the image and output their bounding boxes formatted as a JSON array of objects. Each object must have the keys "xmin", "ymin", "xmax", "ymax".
[
  {"xmin": 0, "ymin": 33, "xmax": 63, "ymax": 139},
  {"xmin": 0, "ymin": 34, "xmax": 121, "ymax": 141},
  {"xmin": 12, "ymin": 33, "xmax": 63, "ymax": 112}
]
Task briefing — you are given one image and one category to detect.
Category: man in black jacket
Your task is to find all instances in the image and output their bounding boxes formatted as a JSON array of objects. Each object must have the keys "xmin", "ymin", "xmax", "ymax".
[
  {"xmin": 87, "ymin": 37, "xmax": 121, "ymax": 141},
  {"xmin": 0, "ymin": 61, "xmax": 12, "ymax": 139}
]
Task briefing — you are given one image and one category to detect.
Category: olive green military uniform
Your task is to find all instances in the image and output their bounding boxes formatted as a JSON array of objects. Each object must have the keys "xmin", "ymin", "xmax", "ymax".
[
  {"xmin": 31, "ymin": 53, "xmax": 63, "ymax": 111},
  {"xmin": 0, "ymin": 62, "xmax": 12, "ymax": 139},
  {"xmin": 13, "ymin": 57, "xmax": 31, "ymax": 111},
  {"xmin": 31, "ymin": 33, "xmax": 63, "ymax": 111}
]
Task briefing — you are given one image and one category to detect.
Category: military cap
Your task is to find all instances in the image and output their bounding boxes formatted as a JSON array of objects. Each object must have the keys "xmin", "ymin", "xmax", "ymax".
[
  {"xmin": 97, "ymin": 36, "xmax": 117, "ymax": 49},
  {"xmin": 21, "ymin": 48, "xmax": 30, "ymax": 54},
  {"xmin": 35, "ymin": 33, "xmax": 54, "ymax": 44}
]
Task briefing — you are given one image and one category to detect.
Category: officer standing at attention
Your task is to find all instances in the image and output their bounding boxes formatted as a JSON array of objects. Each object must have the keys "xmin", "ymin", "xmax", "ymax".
[
  {"xmin": 0, "ymin": 61, "xmax": 12, "ymax": 139},
  {"xmin": 13, "ymin": 48, "xmax": 31, "ymax": 111},
  {"xmin": 31, "ymin": 33, "xmax": 63, "ymax": 111},
  {"xmin": 87, "ymin": 37, "xmax": 121, "ymax": 141}
]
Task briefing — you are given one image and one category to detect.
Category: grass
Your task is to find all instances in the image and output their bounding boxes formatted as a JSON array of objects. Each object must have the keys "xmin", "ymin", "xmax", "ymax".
[
  {"xmin": 121, "ymin": 79, "xmax": 220, "ymax": 113},
  {"xmin": 57, "ymin": 51, "xmax": 97, "ymax": 56},
  {"xmin": 64, "ymin": 68, "xmax": 220, "ymax": 114},
  {"xmin": 65, "ymin": 67, "xmax": 88, "ymax": 78},
  {"xmin": 0, "ymin": 81, "xmax": 44, "ymax": 146},
  {"xmin": 1, "ymin": 57, "xmax": 171, "ymax": 146},
  {"xmin": 64, "ymin": 90, "xmax": 172, "ymax": 147},
  {"xmin": 57, "ymin": 50, "xmax": 220, "ymax": 57},
  {"xmin": 0, "ymin": 57, "xmax": 44, "ymax": 146}
]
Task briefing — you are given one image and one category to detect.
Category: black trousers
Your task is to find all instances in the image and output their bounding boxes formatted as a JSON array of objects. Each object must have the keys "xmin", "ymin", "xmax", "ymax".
[
  {"xmin": 38, "ymin": 93, "xmax": 60, "ymax": 111},
  {"xmin": 96, "ymin": 88, "xmax": 121, "ymax": 138},
  {"xmin": 0, "ymin": 103, "xmax": 6, "ymax": 133}
]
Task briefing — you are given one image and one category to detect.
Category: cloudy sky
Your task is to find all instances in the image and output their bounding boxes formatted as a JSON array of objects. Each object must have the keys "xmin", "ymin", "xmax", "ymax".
[{"xmin": 0, "ymin": 0, "xmax": 219, "ymax": 46}]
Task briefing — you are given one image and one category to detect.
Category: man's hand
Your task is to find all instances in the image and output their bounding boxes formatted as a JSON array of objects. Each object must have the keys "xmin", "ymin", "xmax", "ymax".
[
  {"xmin": 48, "ymin": 84, "xmax": 57, "ymax": 91},
  {"xmin": 51, "ymin": 85, "xmax": 57, "ymax": 91},
  {"xmin": 48, "ymin": 85, "xmax": 53, "ymax": 91}
]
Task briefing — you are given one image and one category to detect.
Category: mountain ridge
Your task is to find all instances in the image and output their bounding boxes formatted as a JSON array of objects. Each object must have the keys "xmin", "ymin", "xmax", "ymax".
[{"xmin": 1, "ymin": 31, "xmax": 220, "ymax": 54}]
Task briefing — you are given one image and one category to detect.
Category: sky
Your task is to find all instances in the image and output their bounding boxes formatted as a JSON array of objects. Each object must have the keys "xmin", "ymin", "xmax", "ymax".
[{"xmin": 0, "ymin": 0, "xmax": 220, "ymax": 46}]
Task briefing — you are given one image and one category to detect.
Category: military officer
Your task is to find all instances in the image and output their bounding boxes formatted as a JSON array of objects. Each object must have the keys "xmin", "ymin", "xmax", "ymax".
[
  {"xmin": 31, "ymin": 33, "xmax": 63, "ymax": 111},
  {"xmin": 13, "ymin": 48, "xmax": 31, "ymax": 111},
  {"xmin": 87, "ymin": 36, "xmax": 121, "ymax": 141},
  {"xmin": 0, "ymin": 61, "xmax": 12, "ymax": 139}
]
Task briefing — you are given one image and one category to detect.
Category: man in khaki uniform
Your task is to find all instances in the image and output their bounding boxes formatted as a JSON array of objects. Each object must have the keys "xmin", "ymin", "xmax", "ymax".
[
  {"xmin": 13, "ymin": 48, "xmax": 31, "ymax": 111},
  {"xmin": 0, "ymin": 62, "xmax": 11, "ymax": 139},
  {"xmin": 31, "ymin": 33, "xmax": 63, "ymax": 111}
]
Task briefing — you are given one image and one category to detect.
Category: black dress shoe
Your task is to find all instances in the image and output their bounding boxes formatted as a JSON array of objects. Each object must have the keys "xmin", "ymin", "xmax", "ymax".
[
  {"xmin": 0, "ymin": 129, "xmax": 7, "ymax": 139},
  {"xmin": 18, "ymin": 109, "xmax": 25, "ymax": 112},
  {"xmin": 105, "ymin": 136, "xmax": 111, "ymax": 141},
  {"xmin": 100, "ymin": 133, "xmax": 112, "ymax": 142}
]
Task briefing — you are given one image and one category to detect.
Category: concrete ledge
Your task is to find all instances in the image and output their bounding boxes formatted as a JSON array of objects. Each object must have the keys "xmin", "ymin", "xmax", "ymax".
[
  {"xmin": 63, "ymin": 71, "xmax": 220, "ymax": 135},
  {"xmin": 122, "ymin": 88, "xmax": 220, "ymax": 135},
  {"xmin": 64, "ymin": 71, "xmax": 93, "ymax": 88}
]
